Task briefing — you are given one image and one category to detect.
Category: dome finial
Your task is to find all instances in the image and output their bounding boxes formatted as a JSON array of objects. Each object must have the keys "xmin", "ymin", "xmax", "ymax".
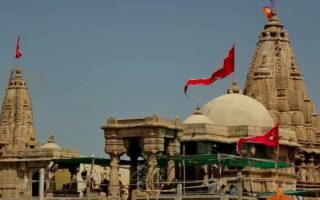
[
  {"xmin": 227, "ymin": 79, "xmax": 242, "ymax": 94},
  {"xmin": 48, "ymin": 132, "xmax": 55, "ymax": 143},
  {"xmin": 194, "ymin": 105, "xmax": 203, "ymax": 115}
]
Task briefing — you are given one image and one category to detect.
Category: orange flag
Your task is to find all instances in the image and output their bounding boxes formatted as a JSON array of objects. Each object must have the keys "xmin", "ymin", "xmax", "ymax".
[
  {"xmin": 263, "ymin": 7, "xmax": 273, "ymax": 20},
  {"xmin": 267, "ymin": 187, "xmax": 292, "ymax": 200}
]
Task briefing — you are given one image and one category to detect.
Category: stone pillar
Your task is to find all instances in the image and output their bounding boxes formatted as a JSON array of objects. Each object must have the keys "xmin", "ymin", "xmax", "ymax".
[
  {"xmin": 108, "ymin": 154, "xmax": 121, "ymax": 199},
  {"xmin": 167, "ymin": 160, "xmax": 175, "ymax": 183},
  {"xmin": 39, "ymin": 168, "xmax": 45, "ymax": 200},
  {"xmin": 307, "ymin": 157, "xmax": 315, "ymax": 182},
  {"xmin": 166, "ymin": 138, "xmax": 180, "ymax": 183},
  {"xmin": 202, "ymin": 164, "xmax": 209, "ymax": 185},
  {"xmin": 146, "ymin": 153, "xmax": 159, "ymax": 191},
  {"xmin": 103, "ymin": 133, "xmax": 126, "ymax": 199},
  {"xmin": 237, "ymin": 172, "xmax": 243, "ymax": 200}
]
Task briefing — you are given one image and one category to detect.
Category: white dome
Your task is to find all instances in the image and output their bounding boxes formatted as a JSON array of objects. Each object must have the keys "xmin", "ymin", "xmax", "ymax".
[
  {"xmin": 184, "ymin": 107, "xmax": 213, "ymax": 124},
  {"xmin": 41, "ymin": 142, "xmax": 61, "ymax": 149},
  {"xmin": 202, "ymin": 93, "xmax": 274, "ymax": 126},
  {"xmin": 184, "ymin": 113, "xmax": 213, "ymax": 124},
  {"xmin": 41, "ymin": 134, "xmax": 61, "ymax": 149}
]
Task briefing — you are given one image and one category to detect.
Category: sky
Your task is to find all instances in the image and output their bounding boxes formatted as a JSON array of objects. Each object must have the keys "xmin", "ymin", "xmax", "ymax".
[{"xmin": 0, "ymin": 0, "xmax": 320, "ymax": 157}]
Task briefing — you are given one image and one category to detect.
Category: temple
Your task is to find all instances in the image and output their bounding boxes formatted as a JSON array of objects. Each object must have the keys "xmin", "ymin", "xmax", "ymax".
[
  {"xmin": 0, "ymin": 6, "xmax": 319, "ymax": 200},
  {"xmin": 101, "ymin": 9, "xmax": 320, "ymax": 200},
  {"xmin": 243, "ymin": 9, "xmax": 320, "ymax": 190},
  {"xmin": 0, "ymin": 69, "xmax": 79, "ymax": 199}
]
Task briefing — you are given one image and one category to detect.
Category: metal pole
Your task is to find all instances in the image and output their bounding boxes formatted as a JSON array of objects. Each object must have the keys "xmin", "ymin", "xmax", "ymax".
[
  {"xmin": 86, "ymin": 186, "xmax": 90, "ymax": 200},
  {"xmin": 275, "ymin": 143, "xmax": 280, "ymax": 190},
  {"xmin": 183, "ymin": 142, "xmax": 186, "ymax": 196},
  {"xmin": 87, "ymin": 155, "xmax": 95, "ymax": 200},
  {"xmin": 176, "ymin": 184, "xmax": 182, "ymax": 200},
  {"xmin": 39, "ymin": 168, "xmax": 44, "ymax": 200},
  {"xmin": 237, "ymin": 171, "xmax": 242, "ymax": 200}
]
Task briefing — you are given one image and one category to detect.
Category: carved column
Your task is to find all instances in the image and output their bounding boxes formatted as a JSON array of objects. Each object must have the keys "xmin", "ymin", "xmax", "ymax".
[
  {"xmin": 167, "ymin": 138, "xmax": 180, "ymax": 182},
  {"xmin": 167, "ymin": 160, "xmax": 175, "ymax": 183},
  {"xmin": 143, "ymin": 131, "xmax": 164, "ymax": 191},
  {"xmin": 146, "ymin": 153, "xmax": 158, "ymax": 191},
  {"xmin": 202, "ymin": 164, "xmax": 209, "ymax": 185},
  {"xmin": 108, "ymin": 154, "xmax": 121, "ymax": 199},
  {"xmin": 104, "ymin": 135, "xmax": 126, "ymax": 200}
]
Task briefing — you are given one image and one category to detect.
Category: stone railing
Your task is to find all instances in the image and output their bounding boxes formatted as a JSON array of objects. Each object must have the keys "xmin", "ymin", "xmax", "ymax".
[{"xmin": 18, "ymin": 149, "xmax": 79, "ymax": 159}]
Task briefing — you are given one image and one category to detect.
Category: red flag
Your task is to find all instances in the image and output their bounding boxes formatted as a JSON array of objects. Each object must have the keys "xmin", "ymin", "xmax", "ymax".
[
  {"xmin": 15, "ymin": 35, "xmax": 23, "ymax": 59},
  {"xmin": 263, "ymin": 7, "xmax": 273, "ymax": 20},
  {"xmin": 184, "ymin": 45, "xmax": 235, "ymax": 94},
  {"xmin": 236, "ymin": 123, "xmax": 279, "ymax": 155}
]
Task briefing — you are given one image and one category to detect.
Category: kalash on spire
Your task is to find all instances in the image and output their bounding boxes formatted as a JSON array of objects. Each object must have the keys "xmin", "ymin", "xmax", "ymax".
[{"xmin": 243, "ymin": 0, "xmax": 320, "ymax": 182}]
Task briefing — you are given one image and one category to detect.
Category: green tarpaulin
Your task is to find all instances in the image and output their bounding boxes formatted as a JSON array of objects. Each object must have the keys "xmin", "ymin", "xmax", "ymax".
[
  {"xmin": 285, "ymin": 190, "xmax": 319, "ymax": 197},
  {"xmin": 157, "ymin": 154, "xmax": 292, "ymax": 169}
]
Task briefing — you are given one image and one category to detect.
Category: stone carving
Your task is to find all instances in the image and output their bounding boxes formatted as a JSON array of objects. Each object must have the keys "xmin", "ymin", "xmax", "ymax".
[
  {"xmin": 0, "ymin": 69, "xmax": 39, "ymax": 154},
  {"xmin": 0, "ymin": 69, "xmax": 79, "ymax": 198},
  {"xmin": 244, "ymin": 9, "xmax": 320, "ymax": 190},
  {"xmin": 101, "ymin": 115, "xmax": 183, "ymax": 197}
]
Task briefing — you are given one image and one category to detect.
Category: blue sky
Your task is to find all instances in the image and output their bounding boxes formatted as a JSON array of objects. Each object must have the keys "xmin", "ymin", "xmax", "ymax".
[{"xmin": 0, "ymin": 0, "xmax": 319, "ymax": 157}]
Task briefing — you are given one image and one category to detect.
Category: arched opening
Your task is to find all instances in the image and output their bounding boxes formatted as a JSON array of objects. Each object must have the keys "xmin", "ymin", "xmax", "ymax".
[{"xmin": 32, "ymin": 171, "xmax": 39, "ymax": 196}]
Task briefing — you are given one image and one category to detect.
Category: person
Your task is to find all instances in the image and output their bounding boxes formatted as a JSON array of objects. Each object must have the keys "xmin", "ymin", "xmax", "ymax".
[
  {"xmin": 220, "ymin": 184, "xmax": 226, "ymax": 194},
  {"xmin": 100, "ymin": 178, "xmax": 109, "ymax": 193},
  {"xmin": 208, "ymin": 181, "xmax": 217, "ymax": 194},
  {"xmin": 229, "ymin": 185, "xmax": 238, "ymax": 196}
]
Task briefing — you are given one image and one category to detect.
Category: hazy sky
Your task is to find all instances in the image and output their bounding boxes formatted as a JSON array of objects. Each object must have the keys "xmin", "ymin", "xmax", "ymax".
[{"xmin": 0, "ymin": 1, "xmax": 319, "ymax": 157}]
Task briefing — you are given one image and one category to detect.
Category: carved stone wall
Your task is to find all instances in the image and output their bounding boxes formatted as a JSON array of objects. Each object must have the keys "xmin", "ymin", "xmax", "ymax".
[
  {"xmin": 244, "ymin": 11, "xmax": 320, "ymax": 146},
  {"xmin": 0, "ymin": 69, "xmax": 79, "ymax": 198},
  {"xmin": 243, "ymin": 10, "xmax": 320, "ymax": 189},
  {"xmin": 0, "ymin": 69, "xmax": 39, "ymax": 156},
  {"xmin": 101, "ymin": 114, "xmax": 183, "ymax": 198}
]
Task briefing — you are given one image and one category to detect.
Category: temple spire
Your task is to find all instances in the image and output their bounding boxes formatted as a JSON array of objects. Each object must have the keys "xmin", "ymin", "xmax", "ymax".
[
  {"xmin": 0, "ymin": 68, "xmax": 39, "ymax": 155},
  {"xmin": 244, "ymin": 9, "xmax": 320, "ymax": 152}
]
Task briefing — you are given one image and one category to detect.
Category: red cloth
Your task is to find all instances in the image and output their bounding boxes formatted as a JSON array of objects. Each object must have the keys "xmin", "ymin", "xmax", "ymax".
[
  {"xmin": 184, "ymin": 45, "xmax": 235, "ymax": 94},
  {"xmin": 236, "ymin": 123, "xmax": 279, "ymax": 155},
  {"xmin": 263, "ymin": 7, "xmax": 273, "ymax": 20},
  {"xmin": 15, "ymin": 35, "xmax": 23, "ymax": 59}
]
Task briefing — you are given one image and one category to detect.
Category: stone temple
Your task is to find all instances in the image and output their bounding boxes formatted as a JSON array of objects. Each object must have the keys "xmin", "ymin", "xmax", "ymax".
[
  {"xmin": 0, "ymin": 7, "xmax": 319, "ymax": 200},
  {"xmin": 102, "ymin": 9, "xmax": 320, "ymax": 199},
  {"xmin": 0, "ymin": 69, "xmax": 79, "ymax": 199}
]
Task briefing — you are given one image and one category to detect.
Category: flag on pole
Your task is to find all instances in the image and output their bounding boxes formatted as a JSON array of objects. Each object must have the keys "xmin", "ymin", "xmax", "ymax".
[
  {"xmin": 263, "ymin": 0, "xmax": 276, "ymax": 20},
  {"xmin": 184, "ymin": 44, "xmax": 235, "ymax": 95},
  {"xmin": 263, "ymin": 7, "xmax": 273, "ymax": 20},
  {"xmin": 15, "ymin": 35, "xmax": 23, "ymax": 59},
  {"xmin": 236, "ymin": 123, "xmax": 279, "ymax": 155}
]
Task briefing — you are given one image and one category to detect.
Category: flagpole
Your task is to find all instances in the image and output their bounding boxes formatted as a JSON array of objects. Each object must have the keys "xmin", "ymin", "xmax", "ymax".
[
  {"xmin": 183, "ymin": 142, "xmax": 186, "ymax": 196},
  {"xmin": 275, "ymin": 139, "xmax": 280, "ymax": 189},
  {"xmin": 233, "ymin": 43, "xmax": 236, "ymax": 83}
]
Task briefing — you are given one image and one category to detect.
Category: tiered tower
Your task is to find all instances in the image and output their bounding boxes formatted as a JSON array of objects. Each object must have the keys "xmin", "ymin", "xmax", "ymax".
[
  {"xmin": 0, "ymin": 68, "xmax": 39, "ymax": 156},
  {"xmin": 244, "ymin": 9, "xmax": 320, "ymax": 188}
]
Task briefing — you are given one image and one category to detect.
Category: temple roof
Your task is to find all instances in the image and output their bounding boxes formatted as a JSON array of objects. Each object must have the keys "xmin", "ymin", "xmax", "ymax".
[
  {"xmin": 243, "ymin": 9, "xmax": 320, "ymax": 149},
  {"xmin": 41, "ymin": 134, "xmax": 61, "ymax": 149},
  {"xmin": 183, "ymin": 106, "xmax": 213, "ymax": 124},
  {"xmin": 201, "ymin": 93, "xmax": 274, "ymax": 127},
  {"xmin": 0, "ymin": 68, "xmax": 39, "ymax": 154}
]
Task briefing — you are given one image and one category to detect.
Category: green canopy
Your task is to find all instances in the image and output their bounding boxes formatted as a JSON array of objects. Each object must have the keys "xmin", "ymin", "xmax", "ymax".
[
  {"xmin": 256, "ymin": 191, "xmax": 276, "ymax": 197},
  {"xmin": 285, "ymin": 190, "xmax": 319, "ymax": 197},
  {"xmin": 157, "ymin": 154, "xmax": 292, "ymax": 169}
]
